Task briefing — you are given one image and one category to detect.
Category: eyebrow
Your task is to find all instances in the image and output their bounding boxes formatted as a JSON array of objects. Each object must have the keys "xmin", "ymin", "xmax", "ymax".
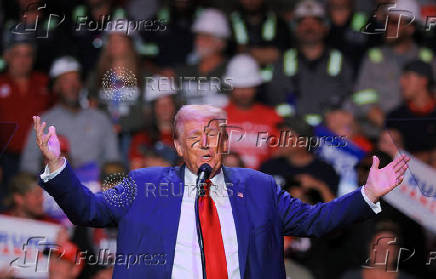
[{"xmin": 186, "ymin": 129, "xmax": 202, "ymax": 138}]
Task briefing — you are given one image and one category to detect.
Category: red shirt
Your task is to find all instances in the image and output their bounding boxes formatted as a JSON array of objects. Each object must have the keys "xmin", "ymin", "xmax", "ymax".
[
  {"xmin": 129, "ymin": 130, "xmax": 173, "ymax": 161},
  {"xmin": 224, "ymin": 102, "xmax": 282, "ymax": 169},
  {"xmin": 0, "ymin": 72, "xmax": 52, "ymax": 153}
]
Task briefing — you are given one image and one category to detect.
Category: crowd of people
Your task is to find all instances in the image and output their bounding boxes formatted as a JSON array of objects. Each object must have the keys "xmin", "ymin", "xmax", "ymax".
[{"xmin": 1, "ymin": 0, "xmax": 436, "ymax": 278}]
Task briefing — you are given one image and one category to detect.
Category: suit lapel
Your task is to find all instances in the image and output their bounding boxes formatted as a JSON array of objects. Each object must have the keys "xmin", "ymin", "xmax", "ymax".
[{"xmin": 223, "ymin": 166, "xmax": 250, "ymax": 279}]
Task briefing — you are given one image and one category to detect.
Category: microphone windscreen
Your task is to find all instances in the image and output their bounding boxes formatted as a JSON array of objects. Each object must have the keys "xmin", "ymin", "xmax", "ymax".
[{"xmin": 198, "ymin": 163, "xmax": 212, "ymax": 179}]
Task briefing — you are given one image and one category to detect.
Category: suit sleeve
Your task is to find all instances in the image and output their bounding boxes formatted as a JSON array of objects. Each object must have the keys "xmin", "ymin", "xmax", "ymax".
[
  {"xmin": 272, "ymin": 176, "xmax": 376, "ymax": 237},
  {"xmin": 38, "ymin": 161, "xmax": 134, "ymax": 227}
]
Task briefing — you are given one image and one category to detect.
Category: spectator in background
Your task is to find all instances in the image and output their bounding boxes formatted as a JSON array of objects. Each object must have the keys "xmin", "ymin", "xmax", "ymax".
[
  {"xmin": 350, "ymin": 0, "xmax": 436, "ymax": 138},
  {"xmin": 385, "ymin": 60, "xmax": 436, "ymax": 164},
  {"xmin": 129, "ymin": 76, "xmax": 178, "ymax": 169},
  {"xmin": 20, "ymin": 56, "xmax": 119, "ymax": 174},
  {"xmin": 324, "ymin": 109, "xmax": 373, "ymax": 153},
  {"xmin": 229, "ymin": 0, "xmax": 292, "ymax": 83},
  {"xmin": 141, "ymin": 145, "xmax": 176, "ymax": 168},
  {"xmin": 1, "ymin": 0, "xmax": 73, "ymax": 72},
  {"xmin": 260, "ymin": 116, "xmax": 339, "ymax": 198},
  {"xmin": 88, "ymin": 19, "xmax": 145, "ymax": 133},
  {"xmin": 223, "ymin": 151, "xmax": 245, "ymax": 168},
  {"xmin": 267, "ymin": 0, "xmax": 353, "ymax": 125},
  {"xmin": 145, "ymin": 0, "xmax": 198, "ymax": 67},
  {"xmin": 224, "ymin": 54, "xmax": 282, "ymax": 169},
  {"xmin": 70, "ymin": 0, "xmax": 128, "ymax": 76},
  {"xmin": 3, "ymin": 172, "xmax": 50, "ymax": 221},
  {"xmin": 341, "ymin": 220, "xmax": 417, "ymax": 279},
  {"xmin": 87, "ymin": 19, "xmax": 146, "ymax": 162},
  {"xmin": 0, "ymin": 32, "xmax": 52, "ymax": 199},
  {"xmin": 326, "ymin": 0, "xmax": 370, "ymax": 74},
  {"xmin": 377, "ymin": 129, "xmax": 404, "ymax": 159},
  {"xmin": 173, "ymin": 8, "xmax": 231, "ymax": 107},
  {"xmin": 49, "ymin": 240, "xmax": 83, "ymax": 279}
]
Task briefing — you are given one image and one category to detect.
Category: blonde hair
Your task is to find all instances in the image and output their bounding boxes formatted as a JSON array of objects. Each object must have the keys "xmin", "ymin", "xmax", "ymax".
[{"xmin": 173, "ymin": 105, "xmax": 227, "ymax": 139}]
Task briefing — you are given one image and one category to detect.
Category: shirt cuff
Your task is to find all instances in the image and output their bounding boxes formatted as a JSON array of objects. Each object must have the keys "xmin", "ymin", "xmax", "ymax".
[
  {"xmin": 40, "ymin": 157, "xmax": 67, "ymax": 183},
  {"xmin": 361, "ymin": 186, "xmax": 382, "ymax": 214}
]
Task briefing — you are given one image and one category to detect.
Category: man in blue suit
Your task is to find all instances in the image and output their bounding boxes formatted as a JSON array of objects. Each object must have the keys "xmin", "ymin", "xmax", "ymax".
[{"xmin": 32, "ymin": 105, "xmax": 409, "ymax": 279}]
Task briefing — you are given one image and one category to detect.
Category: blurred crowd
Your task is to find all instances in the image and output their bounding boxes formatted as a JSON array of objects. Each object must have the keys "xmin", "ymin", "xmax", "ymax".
[{"xmin": 1, "ymin": 0, "xmax": 436, "ymax": 278}]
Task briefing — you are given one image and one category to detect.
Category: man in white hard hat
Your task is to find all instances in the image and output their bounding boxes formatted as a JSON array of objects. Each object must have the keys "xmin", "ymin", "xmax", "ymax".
[
  {"xmin": 174, "ymin": 8, "xmax": 231, "ymax": 107},
  {"xmin": 20, "ymin": 56, "xmax": 120, "ymax": 174},
  {"xmin": 224, "ymin": 54, "xmax": 282, "ymax": 169}
]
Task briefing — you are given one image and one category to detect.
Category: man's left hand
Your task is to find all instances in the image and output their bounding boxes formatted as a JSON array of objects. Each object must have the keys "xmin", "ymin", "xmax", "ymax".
[{"xmin": 364, "ymin": 154, "xmax": 410, "ymax": 203}]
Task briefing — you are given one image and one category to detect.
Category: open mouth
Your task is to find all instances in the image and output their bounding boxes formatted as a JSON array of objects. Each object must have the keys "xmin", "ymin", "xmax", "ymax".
[{"xmin": 201, "ymin": 154, "xmax": 212, "ymax": 160}]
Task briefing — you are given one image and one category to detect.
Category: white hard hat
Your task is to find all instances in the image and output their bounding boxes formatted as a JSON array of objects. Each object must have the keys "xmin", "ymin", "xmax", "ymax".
[
  {"xmin": 192, "ymin": 9, "xmax": 230, "ymax": 39},
  {"xmin": 294, "ymin": 0, "xmax": 325, "ymax": 20},
  {"xmin": 50, "ymin": 56, "xmax": 81, "ymax": 78},
  {"xmin": 144, "ymin": 75, "xmax": 177, "ymax": 102},
  {"xmin": 389, "ymin": 0, "xmax": 421, "ymax": 22},
  {"xmin": 225, "ymin": 54, "xmax": 263, "ymax": 88}
]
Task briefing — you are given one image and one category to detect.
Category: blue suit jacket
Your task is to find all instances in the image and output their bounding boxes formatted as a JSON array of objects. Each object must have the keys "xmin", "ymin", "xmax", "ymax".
[{"xmin": 39, "ymin": 162, "xmax": 375, "ymax": 278}]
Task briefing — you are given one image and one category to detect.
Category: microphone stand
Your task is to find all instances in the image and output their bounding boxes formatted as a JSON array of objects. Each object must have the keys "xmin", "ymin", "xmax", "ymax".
[
  {"xmin": 195, "ymin": 164, "xmax": 211, "ymax": 279},
  {"xmin": 195, "ymin": 183, "xmax": 207, "ymax": 279}
]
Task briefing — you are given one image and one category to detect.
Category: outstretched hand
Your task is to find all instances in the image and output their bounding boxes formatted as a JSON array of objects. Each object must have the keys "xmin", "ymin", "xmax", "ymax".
[
  {"xmin": 33, "ymin": 116, "xmax": 63, "ymax": 172},
  {"xmin": 364, "ymin": 154, "xmax": 410, "ymax": 203}
]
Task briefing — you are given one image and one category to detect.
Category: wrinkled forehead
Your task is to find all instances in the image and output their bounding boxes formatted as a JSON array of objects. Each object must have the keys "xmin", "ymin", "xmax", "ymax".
[{"xmin": 181, "ymin": 118, "xmax": 224, "ymax": 137}]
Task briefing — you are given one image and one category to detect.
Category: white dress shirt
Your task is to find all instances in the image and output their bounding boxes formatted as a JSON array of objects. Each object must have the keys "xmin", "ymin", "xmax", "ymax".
[{"xmin": 171, "ymin": 167, "xmax": 240, "ymax": 279}]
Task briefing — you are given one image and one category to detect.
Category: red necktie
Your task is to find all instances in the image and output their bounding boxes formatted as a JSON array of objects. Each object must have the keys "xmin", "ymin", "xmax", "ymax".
[{"xmin": 198, "ymin": 178, "xmax": 228, "ymax": 279}]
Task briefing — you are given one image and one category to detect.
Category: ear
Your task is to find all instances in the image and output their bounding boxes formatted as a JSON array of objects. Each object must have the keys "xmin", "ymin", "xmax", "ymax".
[
  {"xmin": 173, "ymin": 139, "xmax": 184, "ymax": 157},
  {"xmin": 221, "ymin": 133, "xmax": 229, "ymax": 154}
]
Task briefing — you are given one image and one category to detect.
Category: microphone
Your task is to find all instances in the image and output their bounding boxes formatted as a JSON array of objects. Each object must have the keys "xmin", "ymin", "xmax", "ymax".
[
  {"xmin": 194, "ymin": 163, "xmax": 212, "ymax": 279},
  {"xmin": 196, "ymin": 163, "xmax": 212, "ymax": 196}
]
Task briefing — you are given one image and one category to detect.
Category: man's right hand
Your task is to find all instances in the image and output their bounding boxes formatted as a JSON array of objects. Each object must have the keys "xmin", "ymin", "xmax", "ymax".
[{"xmin": 33, "ymin": 116, "xmax": 63, "ymax": 173}]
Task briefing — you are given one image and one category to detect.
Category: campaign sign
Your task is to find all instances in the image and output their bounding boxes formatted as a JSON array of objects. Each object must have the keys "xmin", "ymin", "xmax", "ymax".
[
  {"xmin": 0, "ymin": 215, "xmax": 61, "ymax": 278},
  {"xmin": 384, "ymin": 151, "xmax": 436, "ymax": 233}
]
